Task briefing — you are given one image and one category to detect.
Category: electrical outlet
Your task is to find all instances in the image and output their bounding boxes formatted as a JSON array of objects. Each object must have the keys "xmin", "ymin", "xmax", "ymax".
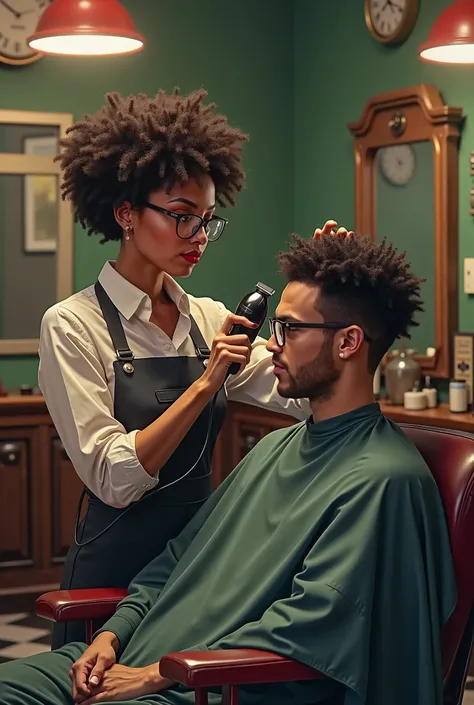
[{"xmin": 464, "ymin": 258, "xmax": 474, "ymax": 294}]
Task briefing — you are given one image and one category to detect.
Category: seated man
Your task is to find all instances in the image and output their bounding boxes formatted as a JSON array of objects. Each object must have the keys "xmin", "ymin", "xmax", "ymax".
[{"xmin": 0, "ymin": 233, "xmax": 455, "ymax": 705}]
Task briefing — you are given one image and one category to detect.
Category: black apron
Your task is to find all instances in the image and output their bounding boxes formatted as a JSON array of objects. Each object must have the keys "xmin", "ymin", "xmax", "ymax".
[{"xmin": 52, "ymin": 282, "xmax": 227, "ymax": 648}]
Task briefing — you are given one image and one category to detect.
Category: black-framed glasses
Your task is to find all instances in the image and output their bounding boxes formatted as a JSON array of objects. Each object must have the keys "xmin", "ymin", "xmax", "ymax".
[
  {"xmin": 268, "ymin": 318, "xmax": 372, "ymax": 347},
  {"xmin": 143, "ymin": 202, "xmax": 228, "ymax": 242}
]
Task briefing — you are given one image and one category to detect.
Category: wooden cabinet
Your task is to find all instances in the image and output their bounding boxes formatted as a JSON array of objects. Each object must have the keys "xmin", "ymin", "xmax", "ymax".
[
  {"xmin": 1, "ymin": 395, "xmax": 474, "ymax": 590},
  {"xmin": 0, "ymin": 397, "xmax": 82, "ymax": 589},
  {"xmin": 0, "ymin": 396, "xmax": 294, "ymax": 589},
  {"xmin": 213, "ymin": 402, "xmax": 295, "ymax": 485},
  {"xmin": 0, "ymin": 432, "xmax": 34, "ymax": 569}
]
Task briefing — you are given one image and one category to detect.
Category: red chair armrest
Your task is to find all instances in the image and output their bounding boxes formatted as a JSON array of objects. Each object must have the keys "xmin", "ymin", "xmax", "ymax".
[
  {"xmin": 36, "ymin": 589, "xmax": 128, "ymax": 623},
  {"xmin": 159, "ymin": 649, "xmax": 324, "ymax": 687}
]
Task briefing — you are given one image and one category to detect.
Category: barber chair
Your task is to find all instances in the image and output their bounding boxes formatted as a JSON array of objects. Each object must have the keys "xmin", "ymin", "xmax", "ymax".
[{"xmin": 36, "ymin": 425, "xmax": 474, "ymax": 705}]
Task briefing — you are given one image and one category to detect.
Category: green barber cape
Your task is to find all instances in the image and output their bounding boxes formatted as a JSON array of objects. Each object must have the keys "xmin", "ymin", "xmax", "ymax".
[{"xmin": 98, "ymin": 403, "xmax": 456, "ymax": 705}]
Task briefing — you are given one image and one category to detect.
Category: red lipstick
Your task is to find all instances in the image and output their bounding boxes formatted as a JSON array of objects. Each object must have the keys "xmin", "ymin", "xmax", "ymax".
[{"xmin": 181, "ymin": 250, "xmax": 201, "ymax": 264}]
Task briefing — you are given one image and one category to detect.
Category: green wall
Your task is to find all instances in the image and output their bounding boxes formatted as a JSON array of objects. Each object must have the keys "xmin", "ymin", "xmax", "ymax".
[
  {"xmin": 0, "ymin": 0, "xmax": 294, "ymax": 387},
  {"xmin": 294, "ymin": 0, "xmax": 474, "ymax": 380},
  {"xmin": 3, "ymin": 0, "xmax": 472, "ymax": 390}
]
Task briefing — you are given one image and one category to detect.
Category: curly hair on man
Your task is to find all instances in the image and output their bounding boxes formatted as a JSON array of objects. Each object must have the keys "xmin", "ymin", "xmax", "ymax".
[
  {"xmin": 278, "ymin": 234, "xmax": 424, "ymax": 371},
  {"xmin": 56, "ymin": 88, "xmax": 249, "ymax": 243}
]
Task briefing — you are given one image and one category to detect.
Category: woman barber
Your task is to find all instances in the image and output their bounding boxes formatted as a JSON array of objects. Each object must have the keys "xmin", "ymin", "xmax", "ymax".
[{"xmin": 39, "ymin": 88, "xmax": 345, "ymax": 647}]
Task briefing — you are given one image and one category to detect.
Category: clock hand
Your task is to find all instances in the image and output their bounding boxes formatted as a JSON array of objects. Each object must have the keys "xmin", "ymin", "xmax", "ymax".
[
  {"xmin": 18, "ymin": 8, "xmax": 36, "ymax": 16},
  {"xmin": 0, "ymin": 0, "xmax": 21, "ymax": 18}
]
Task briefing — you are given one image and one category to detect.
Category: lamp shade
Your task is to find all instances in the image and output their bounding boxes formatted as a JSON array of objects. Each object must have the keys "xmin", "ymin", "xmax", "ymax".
[
  {"xmin": 419, "ymin": 0, "xmax": 474, "ymax": 64},
  {"xmin": 28, "ymin": 0, "xmax": 145, "ymax": 56}
]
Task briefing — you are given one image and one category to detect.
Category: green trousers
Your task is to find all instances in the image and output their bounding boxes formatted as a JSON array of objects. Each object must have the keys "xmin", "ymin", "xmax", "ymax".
[{"xmin": 0, "ymin": 643, "xmax": 179, "ymax": 705}]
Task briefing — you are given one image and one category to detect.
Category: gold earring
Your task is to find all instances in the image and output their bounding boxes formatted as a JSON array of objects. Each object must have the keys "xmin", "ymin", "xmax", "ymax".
[{"xmin": 125, "ymin": 225, "xmax": 132, "ymax": 241}]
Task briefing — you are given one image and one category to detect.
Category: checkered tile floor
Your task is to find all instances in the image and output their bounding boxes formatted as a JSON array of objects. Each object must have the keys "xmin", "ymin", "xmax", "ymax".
[
  {"xmin": 0, "ymin": 593, "xmax": 51, "ymax": 664},
  {"xmin": 0, "ymin": 592, "xmax": 472, "ymax": 701}
]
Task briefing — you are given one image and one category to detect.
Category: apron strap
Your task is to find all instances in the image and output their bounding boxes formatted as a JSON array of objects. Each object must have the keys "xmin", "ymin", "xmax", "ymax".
[
  {"xmin": 95, "ymin": 282, "xmax": 134, "ymax": 361},
  {"xmin": 95, "ymin": 281, "xmax": 210, "ymax": 362},
  {"xmin": 189, "ymin": 317, "xmax": 210, "ymax": 361}
]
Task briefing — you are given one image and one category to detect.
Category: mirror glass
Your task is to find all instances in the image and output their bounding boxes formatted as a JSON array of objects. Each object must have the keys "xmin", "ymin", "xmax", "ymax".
[
  {"xmin": 375, "ymin": 140, "xmax": 435, "ymax": 356},
  {"xmin": 0, "ymin": 123, "xmax": 61, "ymax": 341},
  {"xmin": 0, "ymin": 169, "xmax": 59, "ymax": 340},
  {"xmin": 0, "ymin": 124, "xmax": 59, "ymax": 154}
]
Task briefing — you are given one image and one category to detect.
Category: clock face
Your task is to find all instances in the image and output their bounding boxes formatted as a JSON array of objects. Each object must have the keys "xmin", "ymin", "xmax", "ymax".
[
  {"xmin": 0, "ymin": 0, "xmax": 51, "ymax": 65},
  {"xmin": 365, "ymin": 0, "xmax": 418, "ymax": 44},
  {"xmin": 378, "ymin": 145, "xmax": 416, "ymax": 186}
]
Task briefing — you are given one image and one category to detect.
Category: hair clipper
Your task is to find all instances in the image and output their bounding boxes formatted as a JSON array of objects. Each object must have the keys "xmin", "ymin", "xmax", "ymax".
[{"xmin": 227, "ymin": 282, "xmax": 275, "ymax": 376}]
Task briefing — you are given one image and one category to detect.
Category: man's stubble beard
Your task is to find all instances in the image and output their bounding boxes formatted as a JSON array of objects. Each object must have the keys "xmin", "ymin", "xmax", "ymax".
[{"xmin": 278, "ymin": 336, "xmax": 340, "ymax": 402}]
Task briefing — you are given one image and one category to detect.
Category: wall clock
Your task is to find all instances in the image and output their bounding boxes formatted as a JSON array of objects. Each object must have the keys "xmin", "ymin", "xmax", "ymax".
[
  {"xmin": 365, "ymin": 0, "xmax": 419, "ymax": 45},
  {"xmin": 0, "ymin": 0, "xmax": 51, "ymax": 66},
  {"xmin": 378, "ymin": 144, "xmax": 416, "ymax": 186}
]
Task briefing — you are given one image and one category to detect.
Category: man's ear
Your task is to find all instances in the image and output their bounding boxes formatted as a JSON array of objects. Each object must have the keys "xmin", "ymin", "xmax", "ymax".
[{"xmin": 338, "ymin": 326, "xmax": 365, "ymax": 359}]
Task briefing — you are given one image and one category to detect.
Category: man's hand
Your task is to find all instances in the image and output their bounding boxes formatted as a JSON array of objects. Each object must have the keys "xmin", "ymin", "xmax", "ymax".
[
  {"xmin": 70, "ymin": 632, "xmax": 118, "ymax": 703},
  {"xmin": 79, "ymin": 662, "xmax": 173, "ymax": 704},
  {"xmin": 313, "ymin": 220, "xmax": 354, "ymax": 239}
]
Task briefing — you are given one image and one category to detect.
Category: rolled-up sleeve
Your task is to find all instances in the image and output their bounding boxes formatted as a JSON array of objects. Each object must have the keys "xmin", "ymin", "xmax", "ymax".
[
  {"xmin": 38, "ymin": 307, "xmax": 159, "ymax": 508},
  {"xmin": 217, "ymin": 302, "xmax": 310, "ymax": 420}
]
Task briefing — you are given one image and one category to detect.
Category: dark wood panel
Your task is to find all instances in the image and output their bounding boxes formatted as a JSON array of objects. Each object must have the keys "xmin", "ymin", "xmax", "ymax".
[
  {"xmin": 231, "ymin": 408, "xmax": 295, "ymax": 469},
  {"xmin": 50, "ymin": 436, "xmax": 87, "ymax": 563},
  {"xmin": 0, "ymin": 432, "xmax": 32, "ymax": 567}
]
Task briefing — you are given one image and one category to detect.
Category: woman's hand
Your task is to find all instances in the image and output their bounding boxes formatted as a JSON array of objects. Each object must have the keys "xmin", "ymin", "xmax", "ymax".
[
  {"xmin": 70, "ymin": 632, "xmax": 118, "ymax": 704},
  {"xmin": 200, "ymin": 313, "xmax": 258, "ymax": 394},
  {"xmin": 78, "ymin": 663, "xmax": 173, "ymax": 704},
  {"xmin": 313, "ymin": 219, "xmax": 354, "ymax": 239}
]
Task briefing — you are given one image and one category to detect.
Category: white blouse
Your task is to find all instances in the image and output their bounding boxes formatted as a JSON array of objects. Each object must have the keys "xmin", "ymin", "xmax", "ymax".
[{"xmin": 38, "ymin": 262, "xmax": 309, "ymax": 507}]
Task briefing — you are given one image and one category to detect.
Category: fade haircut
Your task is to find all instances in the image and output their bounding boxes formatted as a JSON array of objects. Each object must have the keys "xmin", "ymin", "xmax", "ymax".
[
  {"xmin": 56, "ymin": 88, "xmax": 249, "ymax": 243},
  {"xmin": 278, "ymin": 234, "xmax": 424, "ymax": 372}
]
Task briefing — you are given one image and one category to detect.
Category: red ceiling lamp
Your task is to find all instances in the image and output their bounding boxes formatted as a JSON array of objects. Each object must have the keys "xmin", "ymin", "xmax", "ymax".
[
  {"xmin": 419, "ymin": 0, "xmax": 474, "ymax": 64},
  {"xmin": 28, "ymin": 0, "xmax": 145, "ymax": 57}
]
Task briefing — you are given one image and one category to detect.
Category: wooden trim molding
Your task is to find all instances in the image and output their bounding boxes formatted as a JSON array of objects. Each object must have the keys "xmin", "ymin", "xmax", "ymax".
[{"xmin": 348, "ymin": 84, "xmax": 464, "ymax": 379}]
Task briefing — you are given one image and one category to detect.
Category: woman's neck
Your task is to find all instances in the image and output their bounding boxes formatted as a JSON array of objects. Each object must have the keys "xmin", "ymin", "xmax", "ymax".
[{"xmin": 114, "ymin": 250, "xmax": 168, "ymax": 306}]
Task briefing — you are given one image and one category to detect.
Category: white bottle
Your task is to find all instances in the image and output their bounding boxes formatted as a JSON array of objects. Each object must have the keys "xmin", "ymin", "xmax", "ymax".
[
  {"xmin": 449, "ymin": 380, "xmax": 468, "ymax": 413},
  {"xmin": 422, "ymin": 375, "xmax": 437, "ymax": 409},
  {"xmin": 404, "ymin": 382, "xmax": 427, "ymax": 410}
]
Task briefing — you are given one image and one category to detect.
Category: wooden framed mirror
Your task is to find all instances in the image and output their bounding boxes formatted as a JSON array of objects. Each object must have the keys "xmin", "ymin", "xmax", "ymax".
[
  {"xmin": 0, "ymin": 109, "xmax": 74, "ymax": 355},
  {"xmin": 348, "ymin": 84, "xmax": 463, "ymax": 379}
]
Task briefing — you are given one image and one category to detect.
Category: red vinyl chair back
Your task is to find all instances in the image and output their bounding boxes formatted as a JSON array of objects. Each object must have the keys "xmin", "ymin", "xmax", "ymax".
[{"xmin": 401, "ymin": 425, "xmax": 474, "ymax": 703}]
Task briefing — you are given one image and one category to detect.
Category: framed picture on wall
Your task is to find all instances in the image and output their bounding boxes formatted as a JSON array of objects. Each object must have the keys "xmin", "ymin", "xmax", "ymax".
[{"xmin": 23, "ymin": 135, "xmax": 58, "ymax": 253}]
